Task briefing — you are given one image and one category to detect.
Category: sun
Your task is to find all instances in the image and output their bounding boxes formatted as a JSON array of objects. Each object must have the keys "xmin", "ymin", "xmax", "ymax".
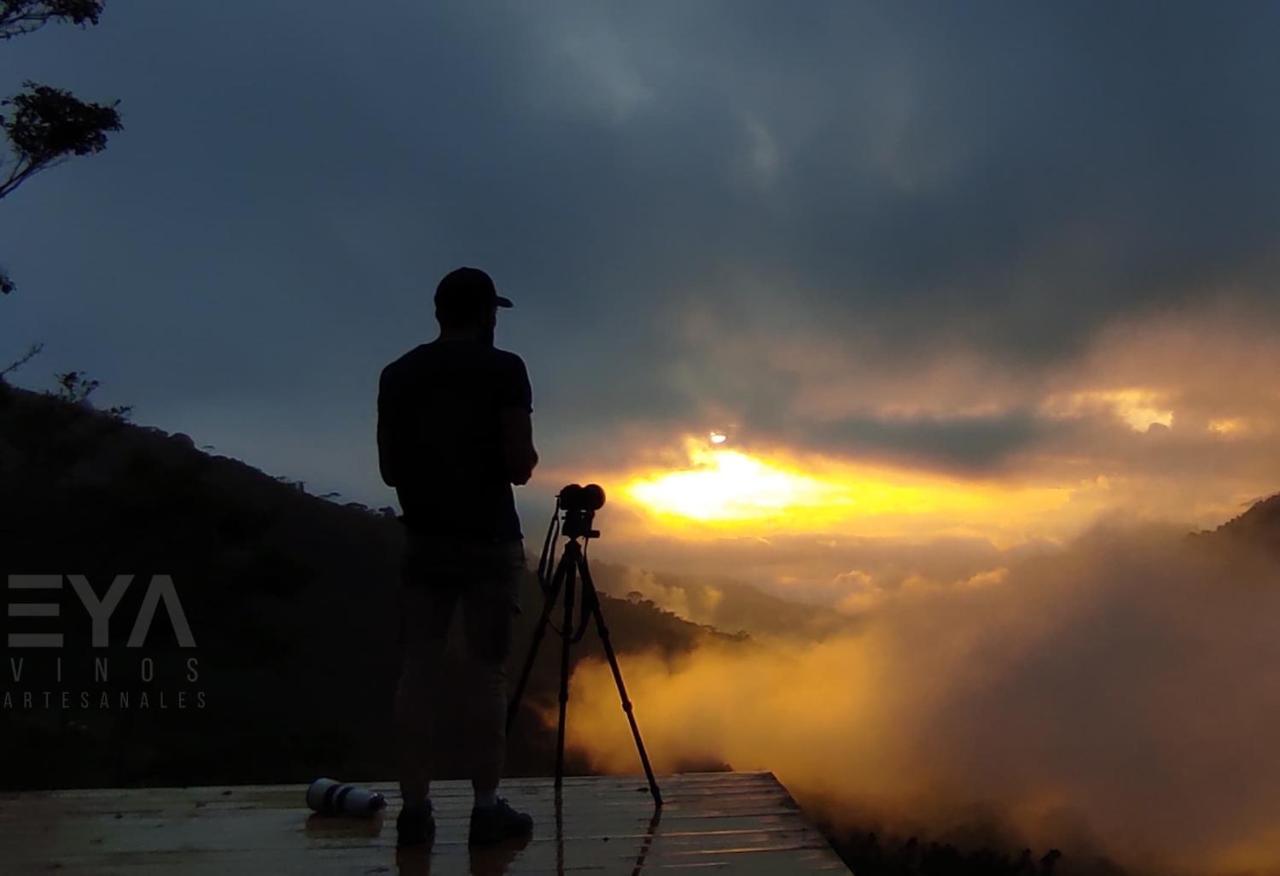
[
  {"xmin": 616, "ymin": 435, "xmax": 1080, "ymax": 543},
  {"xmin": 625, "ymin": 445, "xmax": 841, "ymax": 523}
]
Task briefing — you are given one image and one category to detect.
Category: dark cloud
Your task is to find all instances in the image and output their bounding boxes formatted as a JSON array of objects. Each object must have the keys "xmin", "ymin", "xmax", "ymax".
[
  {"xmin": 2, "ymin": 1, "xmax": 1278, "ymax": 502},
  {"xmin": 797, "ymin": 409, "xmax": 1051, "ymax": 473}
]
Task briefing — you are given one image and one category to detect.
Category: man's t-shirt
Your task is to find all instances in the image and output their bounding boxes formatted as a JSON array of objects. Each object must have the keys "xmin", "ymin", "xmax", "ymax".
[{"xmin": 377, "ymin": 339, "xmax": 532, "ymax": 542}]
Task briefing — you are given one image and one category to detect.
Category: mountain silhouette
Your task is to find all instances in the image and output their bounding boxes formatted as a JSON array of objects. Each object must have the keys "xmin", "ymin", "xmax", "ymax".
[
  {"xmin": 0, "ymin": 381, "xmax": 733, "ymax": 789},
  {"xmin": 1195, "ymin": 491, "xmax": 1280, "ymax": 558}
]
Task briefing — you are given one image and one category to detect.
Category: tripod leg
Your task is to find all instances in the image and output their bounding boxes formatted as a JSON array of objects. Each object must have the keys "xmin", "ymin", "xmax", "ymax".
[
  {"xmin": 506, "ymin": 549, "xmax": 571, "ymax": 733},
  {"xmin": 579, "ymin": 555, "xmax": 663, "ymax": 807},
  {"xmin": 554, "ymin": 544, "xmax": 579, "ymax": 790}
]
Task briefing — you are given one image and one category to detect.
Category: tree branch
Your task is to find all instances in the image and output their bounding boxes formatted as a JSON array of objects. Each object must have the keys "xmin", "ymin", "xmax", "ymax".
[
  {"xmin": 0, "ymin": 81, "xmax": 120, "ymax": 203},
  {"xmin": 0, "ymin": 1, "xmax": 103, "ymax": 40}
]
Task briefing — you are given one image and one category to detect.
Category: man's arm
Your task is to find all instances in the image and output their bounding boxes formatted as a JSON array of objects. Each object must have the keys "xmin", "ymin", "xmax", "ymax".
[
  {"xmin": 376, "ymin": 367, "xmax": 401, "ymax": 487},
  {"xmin": 500, "ymin": 354, "xmax": 537, "ymax": 486},
  {"xmin": 500, "ymin": 406, "xmax": 538, "ymax": 486}
]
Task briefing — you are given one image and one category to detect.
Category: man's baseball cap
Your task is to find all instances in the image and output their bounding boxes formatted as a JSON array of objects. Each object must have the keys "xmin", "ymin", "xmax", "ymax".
[{"xmin": 434, "ymin": 266, "xmax": 513, "ymax": 313}]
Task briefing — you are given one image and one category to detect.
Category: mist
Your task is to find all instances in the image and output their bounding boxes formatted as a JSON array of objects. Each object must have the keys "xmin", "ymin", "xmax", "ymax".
[{"xmin": 559, "ymin": 521, "xmax": 1280, "ymax": 874}]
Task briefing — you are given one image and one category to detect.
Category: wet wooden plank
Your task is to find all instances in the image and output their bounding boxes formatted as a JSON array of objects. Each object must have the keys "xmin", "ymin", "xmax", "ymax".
[{"xmin": 0, "ymin": 771, "xmax": 850, "ymax": 873}]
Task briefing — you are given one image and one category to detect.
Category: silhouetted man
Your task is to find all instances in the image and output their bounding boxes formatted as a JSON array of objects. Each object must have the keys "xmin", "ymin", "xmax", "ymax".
[{"xmin": 377, "ymin": 266, "xmax": 538, "ymax": 848}]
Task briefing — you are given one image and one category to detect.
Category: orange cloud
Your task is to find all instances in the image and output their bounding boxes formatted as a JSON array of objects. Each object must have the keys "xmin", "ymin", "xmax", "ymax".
[
  {"xmin": 554, "ymin": 522, "xmax": 1280, "ymax": 874},
  {"xmin": 590, "ymin": 435, "xmax": 1099, "ymax": 549}
]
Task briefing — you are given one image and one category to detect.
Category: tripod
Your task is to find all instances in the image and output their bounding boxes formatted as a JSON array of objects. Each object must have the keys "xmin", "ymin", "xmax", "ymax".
[{"xmin": 506, "ymin": 489, "xmax": 662, "ymax": 807}]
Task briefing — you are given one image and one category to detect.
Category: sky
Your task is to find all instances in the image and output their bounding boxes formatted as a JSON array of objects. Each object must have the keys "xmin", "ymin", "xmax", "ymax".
[{"xmin": 3, "ymin": 1, "xmax": 1280, "ymax": 600}]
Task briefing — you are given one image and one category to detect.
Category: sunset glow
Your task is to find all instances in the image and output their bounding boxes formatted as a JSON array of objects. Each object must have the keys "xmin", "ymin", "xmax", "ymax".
[
  {"xmin": 626, "ymin": 445, "xmax": 842, "ymax": 522},
  {"xmin": 619, "ymin": 437, "xmax": 1078, "ymax": 542}
]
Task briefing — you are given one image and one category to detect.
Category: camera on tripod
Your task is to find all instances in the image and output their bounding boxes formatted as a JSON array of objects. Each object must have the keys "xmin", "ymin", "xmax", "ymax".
[
  {"xmin": 557, "ymin": 483, "xmax": 605, "ymax": 539},
  {"xmin": 507, "ymin": 480, "xmax": 662, "ymax": 806}
]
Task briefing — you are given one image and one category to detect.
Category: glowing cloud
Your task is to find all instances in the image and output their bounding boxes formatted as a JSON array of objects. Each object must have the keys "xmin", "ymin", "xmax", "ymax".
[
  {"xmin": 626, "ymin": 445, "xmax": 841, "ymax": 522},
  {"xmin": 617, "ymin": 437, "xmax": 1080, "ymax": 544},
  {"xmin": 1042, "ymin": 388, "xmax": 1173, "ymax": 432},
  {"xmin": 1208, "ymin": 417, "xmax": 1246, "ymax": 436},
  {"xmin": 556, "ymin": 525, "xmax": 1280, "ymax": 875}
]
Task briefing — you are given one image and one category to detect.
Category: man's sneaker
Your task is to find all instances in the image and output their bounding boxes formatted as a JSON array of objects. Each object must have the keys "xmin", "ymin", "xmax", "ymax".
[
  {"xmin": 396, "ymin": 801, "xmax": 435, "ymax": 848},
  {"xmin": 469, "ymin": 797, "xmax": 533, "ymax": 846}
]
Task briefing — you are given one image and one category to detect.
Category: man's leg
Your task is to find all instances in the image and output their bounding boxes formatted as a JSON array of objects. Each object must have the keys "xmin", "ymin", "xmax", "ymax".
[
  {"xmin": 460, "ymin": 539, "xmax": 532, "ymax": 844},
  {"xmin": 464, "ymin": 654, "xmax": 508, "ymax": 804},
  {"xmin": 394, "ymin": 581, "xmax": 457, "ymax": 808},
  {"xmin": 459, "ymin": 540, "xmax": 523, "ymax": 798}
]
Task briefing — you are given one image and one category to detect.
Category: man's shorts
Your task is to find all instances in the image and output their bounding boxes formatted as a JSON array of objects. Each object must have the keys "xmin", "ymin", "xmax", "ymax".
[{"xmin": 398, "ymin": 532, "xmax": 526, "ymax": 664}]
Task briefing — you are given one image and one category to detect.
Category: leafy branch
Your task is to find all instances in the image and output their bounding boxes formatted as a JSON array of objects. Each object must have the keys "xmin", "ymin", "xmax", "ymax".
[
  {"xmin": 0, "ymin": 81, "xmax": 121, "ymax": 201},
  {"xmin": 0, "ymin": 340, "xmax": 42, "ymax": 379},
  {"xmin": 0, "ymin": 1, "xmax": 103, "ymax": 41},
  {"xmin": 1, "ymin": 1, "xmax": 118, "ymax": 295},
  {"xmin": 51, "ymin": 368, "xmax": 131, "ymax": 419}
]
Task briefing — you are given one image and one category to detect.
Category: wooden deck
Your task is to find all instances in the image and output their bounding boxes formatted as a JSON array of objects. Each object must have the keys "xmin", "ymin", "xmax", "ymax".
[{"xmin": 0, "ymin": 771, "xmax": 850, "ymax": 874}]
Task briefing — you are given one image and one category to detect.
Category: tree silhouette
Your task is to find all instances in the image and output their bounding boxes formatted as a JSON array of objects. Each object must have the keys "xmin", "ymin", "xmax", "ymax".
[
  {"xmin": 1, "ymin": 0, "xmax": 119, "ymax": 294},
  {"xmin": 1, "ymin": 82, "xmax": 120, "ymax": 200},
  {"xmin": 0, "ymin": 1, "xmax": 103, "ymax": 40}
]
